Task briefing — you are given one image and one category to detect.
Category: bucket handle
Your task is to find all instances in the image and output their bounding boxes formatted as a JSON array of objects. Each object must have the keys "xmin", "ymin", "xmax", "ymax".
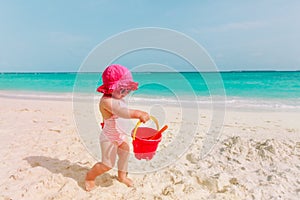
[{"xmin": 132, "ymin": 116, "xmax": 159, "ymax": 140}]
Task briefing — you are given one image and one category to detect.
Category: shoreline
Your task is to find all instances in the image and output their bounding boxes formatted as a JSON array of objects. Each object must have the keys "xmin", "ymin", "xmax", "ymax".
[
  {"xmin": 1, "ymin": 70, "xmax": 300, "ymax": 74},
  {"xmin": 1, "ymin": 90, "xmax": 300, "ymax": 112}
]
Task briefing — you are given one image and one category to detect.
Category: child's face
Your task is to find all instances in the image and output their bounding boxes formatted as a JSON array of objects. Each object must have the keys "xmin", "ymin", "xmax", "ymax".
[{"xmin": 112, "ymin": 88, "xmax": 131, "ymax": 99}]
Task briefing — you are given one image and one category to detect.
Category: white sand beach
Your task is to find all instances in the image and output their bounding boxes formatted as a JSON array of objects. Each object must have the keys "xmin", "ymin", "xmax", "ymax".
[{"xmin": 0, "ymin": 96, "xmax": 299, "ymax": 199}]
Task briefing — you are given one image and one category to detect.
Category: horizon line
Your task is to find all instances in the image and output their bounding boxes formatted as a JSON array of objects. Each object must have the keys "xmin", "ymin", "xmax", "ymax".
[{"xmin": 1, "ymin": 70, "xmax": 300, "ymax": 74}]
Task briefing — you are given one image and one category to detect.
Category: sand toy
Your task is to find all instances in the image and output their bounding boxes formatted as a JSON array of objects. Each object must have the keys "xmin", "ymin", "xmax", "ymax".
[{"xmin": 132, "ymin": 116, "xmax": 168, "ymax": 160}]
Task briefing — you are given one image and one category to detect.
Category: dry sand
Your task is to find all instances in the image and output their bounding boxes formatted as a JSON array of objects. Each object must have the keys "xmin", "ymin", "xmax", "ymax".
[{"xmin": 0, "ymin": 96, "xmax": 299, "ymax": 199}]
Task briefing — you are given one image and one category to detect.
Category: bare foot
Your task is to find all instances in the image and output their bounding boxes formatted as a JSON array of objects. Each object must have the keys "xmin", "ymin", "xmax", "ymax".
[
  {"xmin": 85, "ymin": 179, "xmax": 95, "ymax": 191},
  {"xmin": 117, "ymin": 176, "xmax": 133, "ymax": 187}
]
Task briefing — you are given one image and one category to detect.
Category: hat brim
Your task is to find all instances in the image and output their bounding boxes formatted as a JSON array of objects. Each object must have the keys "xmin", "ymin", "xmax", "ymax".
[{"xmin": 97, "ymin": 81, "xmax": 138, "ymax": 94}]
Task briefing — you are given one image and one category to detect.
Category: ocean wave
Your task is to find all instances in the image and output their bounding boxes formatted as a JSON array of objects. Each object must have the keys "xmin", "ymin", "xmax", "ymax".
[
  {"xmin": 1, "ymin": 90, "xmax": 299, "ymax": 111},
  {"xmin": 128, "ymin": 96, "xmax": 300, "ymax": 111}
]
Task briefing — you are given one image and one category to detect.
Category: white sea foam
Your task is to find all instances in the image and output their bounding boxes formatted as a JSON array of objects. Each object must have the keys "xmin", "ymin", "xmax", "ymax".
[
  {"xmin": 1, "ymin": 90, "xmax": 299, "ymax": 111},
  {"xmin": 0, "ymin": 90, "xmax": 73, "ymax": 101},
  {"xmin": 128, "ymin": 95, "xmax": 300, "ymax": 111}
]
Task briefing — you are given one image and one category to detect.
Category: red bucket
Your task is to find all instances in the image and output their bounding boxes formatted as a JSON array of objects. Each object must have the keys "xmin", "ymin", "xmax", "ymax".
[{"xmin": 132, "ymin": 116, "xmax": 166, "ymax": 160}]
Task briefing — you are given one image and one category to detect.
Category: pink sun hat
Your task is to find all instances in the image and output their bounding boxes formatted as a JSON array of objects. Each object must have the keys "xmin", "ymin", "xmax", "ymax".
[{"xmin": 97, "ymin": 64, "xmax": 138, "ymax": 94}]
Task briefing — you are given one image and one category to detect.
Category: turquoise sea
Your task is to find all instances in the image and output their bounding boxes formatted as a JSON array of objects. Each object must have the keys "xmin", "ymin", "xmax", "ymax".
[{"xmin": 1, "ymin": 71, "xmax": 300, "ymax": 110}]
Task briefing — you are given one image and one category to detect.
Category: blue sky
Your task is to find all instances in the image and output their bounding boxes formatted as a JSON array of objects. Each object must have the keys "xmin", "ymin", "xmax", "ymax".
[{"xmin": 0, "ymin": 0, "xmax": 300, "ymax": 72}]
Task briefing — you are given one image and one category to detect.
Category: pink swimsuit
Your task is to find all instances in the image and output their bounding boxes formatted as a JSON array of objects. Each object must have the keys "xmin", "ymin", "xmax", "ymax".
[
  {"xmin": 100, "ymin": 115, "xmax": 127, "ymax": 145},
  {"xmin": 100, "ymin": 100, "xmax": 127, "ymax": 146}
]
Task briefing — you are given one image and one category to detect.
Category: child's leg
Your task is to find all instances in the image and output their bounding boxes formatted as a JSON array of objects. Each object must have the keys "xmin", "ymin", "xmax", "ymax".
[
  {"xmin": 85, "ymin": 162, "xmax": 111, "ymax": 191},
  {"xmin": 85, "ymin": 141, "xmax": 118, "ymax": 191},
  {"xmin": 116, "ymin": 141, "xmax": 133, "ymax": 187}
]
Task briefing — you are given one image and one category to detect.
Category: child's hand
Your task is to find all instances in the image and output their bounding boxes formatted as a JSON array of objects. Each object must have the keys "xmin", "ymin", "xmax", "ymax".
[{"xmin": 139, "ymin": 112, "xmax": 150, "ymax": 123}]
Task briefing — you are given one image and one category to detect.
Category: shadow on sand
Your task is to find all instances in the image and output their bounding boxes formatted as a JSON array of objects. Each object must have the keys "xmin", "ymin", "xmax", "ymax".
[{"xmin": 24, "ymin": 156, "xmax": 113, "ymax": 190}]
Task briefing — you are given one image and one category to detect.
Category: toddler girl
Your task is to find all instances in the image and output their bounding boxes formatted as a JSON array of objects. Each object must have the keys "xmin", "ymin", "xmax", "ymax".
[{"xmin": 85, "ymin": 64, "xmax": 150, "ymax": 191}]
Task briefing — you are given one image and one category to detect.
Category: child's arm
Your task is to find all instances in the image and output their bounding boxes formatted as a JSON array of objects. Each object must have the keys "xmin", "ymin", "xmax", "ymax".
[{"xmin": 102, "ymin": 98, "xmax": 150, "ymax": 123}]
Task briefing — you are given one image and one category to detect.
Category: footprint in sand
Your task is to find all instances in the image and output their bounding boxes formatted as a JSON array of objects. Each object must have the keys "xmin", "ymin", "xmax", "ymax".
[
  {"xmin": 97, "ymin": 173, "xmax": 113, "ymax": 187},
  {"xmin": 186, "ymin": 153, "xmax": 199, "ymax": 164},
  {"xmin": 197, "ymin": 176, "xmax": 218, "ymax": 192}
]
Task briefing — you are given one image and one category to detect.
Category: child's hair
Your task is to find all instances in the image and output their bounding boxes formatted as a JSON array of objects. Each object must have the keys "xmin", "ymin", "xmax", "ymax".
[{"xmin": 97, "ymin": 64, "xmax": 138, "ymax": 94}]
